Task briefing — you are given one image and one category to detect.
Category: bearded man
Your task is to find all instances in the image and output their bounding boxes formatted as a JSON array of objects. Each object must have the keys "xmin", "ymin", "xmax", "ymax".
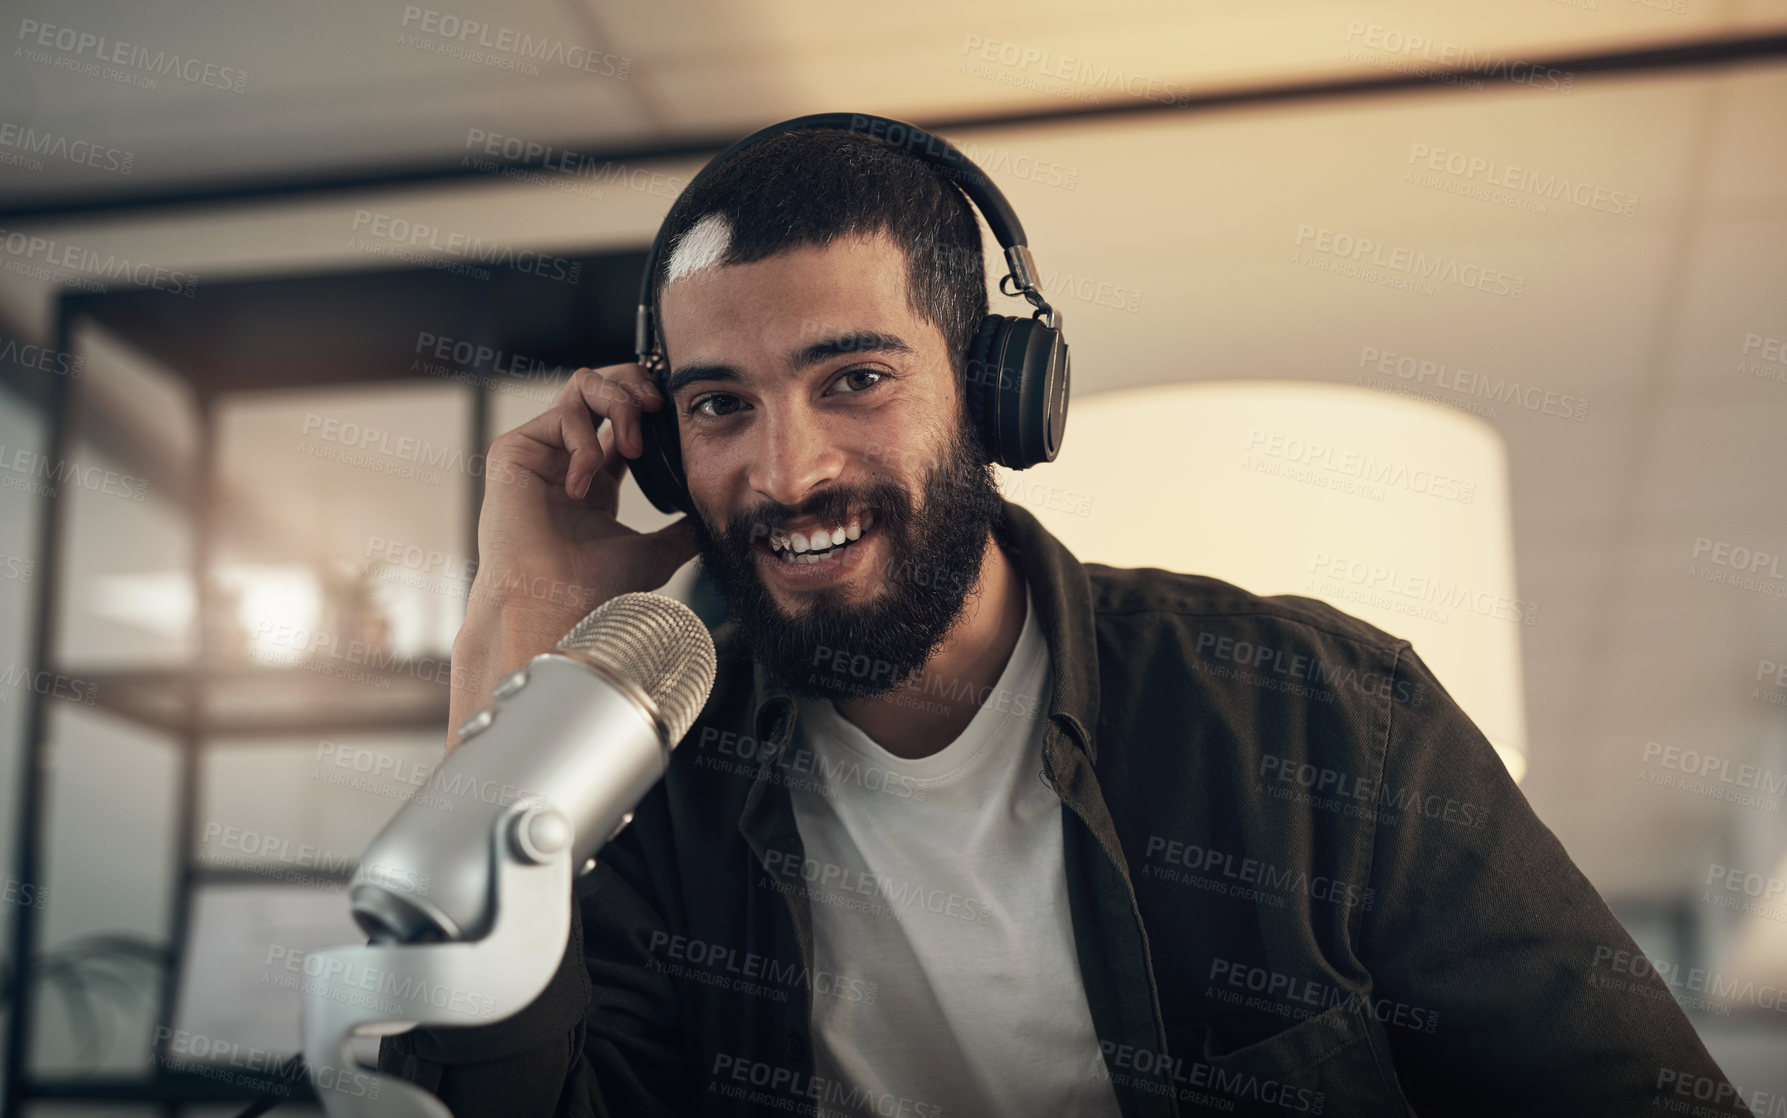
[{"xmin": 379, "ymin": 124, "xmax": 1747, "ymax": 1118}]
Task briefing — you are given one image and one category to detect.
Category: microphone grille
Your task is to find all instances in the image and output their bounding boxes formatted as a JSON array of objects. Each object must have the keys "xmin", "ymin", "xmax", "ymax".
[{"xmin": 557, "ymin": 592, "xmax": 718, "ymax": 745}]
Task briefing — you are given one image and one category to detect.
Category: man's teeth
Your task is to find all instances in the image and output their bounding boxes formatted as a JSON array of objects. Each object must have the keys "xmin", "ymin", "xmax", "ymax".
[{"xmin": 769, "ymin": 515, "xmax": 871, "ymax": 562}]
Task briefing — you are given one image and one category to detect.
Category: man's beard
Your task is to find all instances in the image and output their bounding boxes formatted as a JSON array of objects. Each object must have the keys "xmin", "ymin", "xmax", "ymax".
[{"xmin": 693, "ymin": 412, "xmax": 1006, "ymax": 703}]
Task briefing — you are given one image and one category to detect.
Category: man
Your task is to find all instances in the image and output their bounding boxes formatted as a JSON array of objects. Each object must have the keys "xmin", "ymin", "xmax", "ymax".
[{"xmin": 379, "ymin": 127, "xmax": 1748, "ymax": 1116}]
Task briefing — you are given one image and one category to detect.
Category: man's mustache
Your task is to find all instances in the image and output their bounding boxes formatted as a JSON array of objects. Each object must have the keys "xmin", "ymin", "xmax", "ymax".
[{"xmin": 721, "ymin": 483, "xmax": 904, "ymax": 550}]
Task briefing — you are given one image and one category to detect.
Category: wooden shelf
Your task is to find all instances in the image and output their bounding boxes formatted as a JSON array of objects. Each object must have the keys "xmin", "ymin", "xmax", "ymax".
[
  {"xmin": 58, "ymin": 656, "xmax": 454, "ymax": 737},
  {"xmin": 25, "ymin": 1066, "xmax": 317, "ymax": 1104}
]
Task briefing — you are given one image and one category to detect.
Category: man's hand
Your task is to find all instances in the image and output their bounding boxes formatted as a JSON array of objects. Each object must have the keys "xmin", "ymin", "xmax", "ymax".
[{"xmin": 448, "ymin": 364, "xmax": 702, "ymax": 748}]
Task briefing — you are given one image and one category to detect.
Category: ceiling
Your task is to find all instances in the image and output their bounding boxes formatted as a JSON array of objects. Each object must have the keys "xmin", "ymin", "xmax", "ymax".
[{"xmin": 2, "ymin": 0, "xmax": 1785, "ymax": 208}]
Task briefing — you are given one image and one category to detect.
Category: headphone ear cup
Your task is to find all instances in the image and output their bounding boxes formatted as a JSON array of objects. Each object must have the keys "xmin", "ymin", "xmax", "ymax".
[
  {"xmin": 1019, "ymin": 320, "xmax": 1070, "ymax": 469},
  {"xmin": 964, "ymin": 316, "xmax": 1003, "ymax": 452},
  {"xmin": 978, "ymin": 316, "xmax": 1069, "ymax": 470},
  {"xmin": 627, "ymin": 402, "xmax": 695, "ymax": 515}
]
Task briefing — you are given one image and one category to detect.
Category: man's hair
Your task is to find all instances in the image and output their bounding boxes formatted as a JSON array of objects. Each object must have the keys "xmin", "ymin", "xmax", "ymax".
[{"xmin": 649, "ymin": 128, "xmax": 988, "ymax": 385}]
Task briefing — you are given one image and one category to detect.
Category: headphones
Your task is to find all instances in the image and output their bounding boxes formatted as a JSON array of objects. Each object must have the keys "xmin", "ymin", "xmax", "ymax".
[{"xmin": 628, "ymin": 111, "xmax": 1071, "ymax": 516}]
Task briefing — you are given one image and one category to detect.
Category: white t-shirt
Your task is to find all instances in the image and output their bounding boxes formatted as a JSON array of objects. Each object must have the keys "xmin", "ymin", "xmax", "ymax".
[{"xmin": 787, "ymin": 588, "xmax": 1122, "ymax": 1118}]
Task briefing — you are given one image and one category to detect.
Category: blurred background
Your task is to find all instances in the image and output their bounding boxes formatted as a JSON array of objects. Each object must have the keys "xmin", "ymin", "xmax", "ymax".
[{"xmin": 1, "ymin": 0, "xmax": 1784, "ymax": 1113}]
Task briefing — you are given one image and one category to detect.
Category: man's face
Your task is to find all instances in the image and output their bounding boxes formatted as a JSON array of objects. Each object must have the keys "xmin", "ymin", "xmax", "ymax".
[{"xmin": 658, "ymin": 230, "xmax": 1005, "ymax": 701}]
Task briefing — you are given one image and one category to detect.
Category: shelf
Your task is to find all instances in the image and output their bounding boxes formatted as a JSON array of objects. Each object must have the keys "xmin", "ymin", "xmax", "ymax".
[
  {"xmin": 24, "ymin": 1065, "xmax": 319, "ymax": 1103},
  {"xmin": 57, "ymin": 656, "xmax": 454, "ymax": 737}
]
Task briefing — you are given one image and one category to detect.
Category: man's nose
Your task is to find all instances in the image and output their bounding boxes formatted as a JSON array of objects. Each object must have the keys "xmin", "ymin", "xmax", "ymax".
[{"xmin": 746, "ymin": 408, "xmax": 848, "ymax": 508}]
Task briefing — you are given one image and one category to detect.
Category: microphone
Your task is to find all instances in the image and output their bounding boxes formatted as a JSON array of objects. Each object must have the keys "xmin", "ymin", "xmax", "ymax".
[{"xmin": 346, "ymin": 591, "xmax": 718, "ymax": 945}]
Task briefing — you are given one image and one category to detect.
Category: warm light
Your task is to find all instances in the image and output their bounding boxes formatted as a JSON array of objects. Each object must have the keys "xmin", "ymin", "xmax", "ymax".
[
  {"xmin": 91, "ymin": 572, "xmax": 196, "ymax": 640},
  {"xmin": 999, "ymin": 381, "xmax": 1528, "ymax": 782},
  {"xmin": 213, "ymin": 563, "xmax": 323, "ymax": 662}
]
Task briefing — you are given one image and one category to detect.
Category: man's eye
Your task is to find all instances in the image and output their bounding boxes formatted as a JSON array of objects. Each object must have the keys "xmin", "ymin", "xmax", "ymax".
[
  {"xmin": 689, "ymin": 393, "xmax": 744, "ymax": 419},
  {"xmin": 832, "ymin": 368, "xmax": 885, "ymax": 394}
]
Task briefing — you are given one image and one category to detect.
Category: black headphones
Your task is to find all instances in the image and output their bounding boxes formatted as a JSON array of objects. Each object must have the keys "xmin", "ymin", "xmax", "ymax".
[{"xmin": 627, "ymin": 111, "xmax": 1070, "ymax": 516}]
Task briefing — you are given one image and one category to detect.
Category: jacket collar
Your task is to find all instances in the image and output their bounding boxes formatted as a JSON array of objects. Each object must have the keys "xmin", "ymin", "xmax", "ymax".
[{"xmin": 743, "ymin": 498, "xmax": 1101, "ymax": 763}]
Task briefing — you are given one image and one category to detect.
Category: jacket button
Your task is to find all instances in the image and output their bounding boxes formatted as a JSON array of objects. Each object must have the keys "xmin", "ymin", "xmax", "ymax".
[{"xmin": 784, "ymin": 1031, "xmax": 805, "ymax": 1059}]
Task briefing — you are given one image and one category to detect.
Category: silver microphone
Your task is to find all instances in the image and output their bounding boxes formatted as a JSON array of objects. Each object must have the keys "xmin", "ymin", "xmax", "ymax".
[{"xmin": 347, "ymin": 591, "xmax": 718, "ymax": 944}]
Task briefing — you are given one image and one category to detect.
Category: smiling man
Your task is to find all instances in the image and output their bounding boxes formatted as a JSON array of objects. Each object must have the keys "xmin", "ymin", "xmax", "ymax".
[
  {"xmin": 655, "ymin": 196, "xmax": 1113, "ymax": 1112},
  {"xmin": 379, "ymin": 122, "xmax": 1750, "ymax": 1118},
  {"xmin": 662, "ymin": 217, "xmax": 1024, "ymax": 762}
]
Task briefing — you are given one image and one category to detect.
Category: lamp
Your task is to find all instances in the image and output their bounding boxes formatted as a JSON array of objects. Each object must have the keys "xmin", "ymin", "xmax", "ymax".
[{"xmin": 1000, "ymin": 381, "xmax": 1529, "ymax": 782}]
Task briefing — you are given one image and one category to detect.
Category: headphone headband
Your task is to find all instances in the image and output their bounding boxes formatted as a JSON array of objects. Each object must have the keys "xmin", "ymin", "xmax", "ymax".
[
  {"xmin": 624, "ymin": 110, "xmax": 1072, "ymax": 516},
  {"xmin": 633, "ymin": 112, "xmax": 1058, "ymax": 374}
]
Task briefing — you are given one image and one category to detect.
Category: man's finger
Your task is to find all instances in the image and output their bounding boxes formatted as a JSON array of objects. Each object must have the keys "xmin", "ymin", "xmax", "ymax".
[
  {"xmin": 585, "ymin": 420, "xmax": 626, "ymax": 506},
  {"xmin": 555, "ymin": 403, "xmax": 602, "ymax": 499}
]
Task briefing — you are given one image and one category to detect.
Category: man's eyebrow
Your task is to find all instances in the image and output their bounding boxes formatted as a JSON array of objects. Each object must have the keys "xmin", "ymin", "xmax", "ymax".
[
  {"xmin": 664, "ymin": 331, "xmax": 915, "ymax": 398},
  {"xmin": 664, "ymin": 362, "xmax": 739, "ymax": 399},
  {"xmin": 791, "ymin": 331, "xmax": 914, "ymax": 370}
]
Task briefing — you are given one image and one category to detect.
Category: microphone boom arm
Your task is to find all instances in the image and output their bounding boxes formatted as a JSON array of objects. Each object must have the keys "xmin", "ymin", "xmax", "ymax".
[{"xmin": 301, "ymin": 801, "xmax": 574, "ymax": 1118}]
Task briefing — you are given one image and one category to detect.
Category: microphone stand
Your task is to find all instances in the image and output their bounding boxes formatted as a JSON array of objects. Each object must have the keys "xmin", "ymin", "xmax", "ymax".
[{"xmin": 300, "ymin": 801, "xmax": 574, "ymax": 1118}]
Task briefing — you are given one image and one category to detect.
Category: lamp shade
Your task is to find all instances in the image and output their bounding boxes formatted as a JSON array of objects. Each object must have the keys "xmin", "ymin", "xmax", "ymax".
[{"xmin": 998, "ymin": 381, "xmax": 1529, "ymax": 782}]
